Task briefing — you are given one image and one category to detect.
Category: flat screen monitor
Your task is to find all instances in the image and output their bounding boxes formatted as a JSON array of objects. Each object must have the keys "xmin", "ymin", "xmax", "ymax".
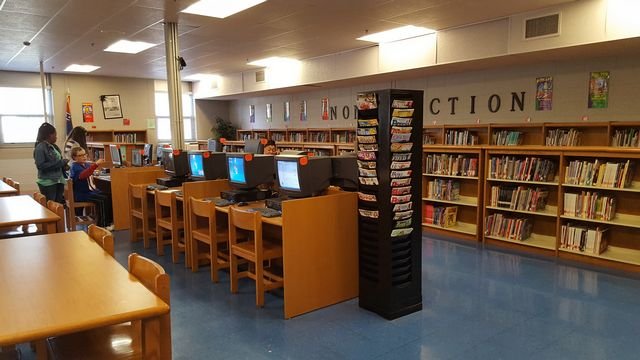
[
  {"xmin": 275, "ymin": 155, "xmax": 332, "ymax": 198},
  {"xmin": 330, "ymin": 154, "xmax": 357, "ymax": 191},
  {"xmin": 109, "ymin": 144, "xmax": 122, "ymax": 167},
  {"xmin": 143, "ymin": 144, "xmax": 153, "ymax": 165},
  {"xmin": 226, "ymin": 153, "xmax": 274, "ymax": 190},
  {"xmin": 244, "ymin": 139, "xmax": 264, "ymax": 154},
  {"xmin": 161, "ymin": 148, "xmax": 190, "ymax": 178},
  {"xmin": 132, "ymin": 150, "xmax": 143, "ymax": 167}
]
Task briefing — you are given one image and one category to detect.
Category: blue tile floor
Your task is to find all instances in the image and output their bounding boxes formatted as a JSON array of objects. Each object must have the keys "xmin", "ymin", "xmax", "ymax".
[{"xmin": 20, "ymin": 232, "xmax": 640, "ymax": 359}]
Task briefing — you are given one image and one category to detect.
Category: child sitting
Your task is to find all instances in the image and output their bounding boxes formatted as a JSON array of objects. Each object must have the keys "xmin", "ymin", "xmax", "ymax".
[{"xmin": 69, "ymin": 146, "xmax": 113, "ymax": 228}]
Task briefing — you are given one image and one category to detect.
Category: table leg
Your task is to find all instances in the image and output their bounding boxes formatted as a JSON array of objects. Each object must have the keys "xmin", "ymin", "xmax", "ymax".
[
  {"xmin": 45, "ymin": 222, "xmax": 56, "ymax": 234},
  {"xmin": 35, "ymin": 339, "xmax": 48, "ymax": 360},
  {"xmin": 142, "ymin": 313, "xmax": 171, "ymax": 359}
]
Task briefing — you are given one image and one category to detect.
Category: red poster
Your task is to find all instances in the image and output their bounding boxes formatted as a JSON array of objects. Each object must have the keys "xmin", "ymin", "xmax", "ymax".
[
  {"xmin": 321, "ymin": 97, "xmax": 329, "ymax": 120},
  {"xmin": 123, "ymin": 118, "xmax": 131, "ymax": 126},
  {"xmin": 81, "ymin": 102, "xmax": 94, "ymax": 123}
]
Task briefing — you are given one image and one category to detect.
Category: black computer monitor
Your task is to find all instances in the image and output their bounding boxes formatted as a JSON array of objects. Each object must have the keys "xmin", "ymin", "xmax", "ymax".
[
  {"xmin": 226, "ymin": 153, "xmax": 274, "ymax": 190},
  {"xmin": 131, "ymin": 150, "xmax": 143, "ymax": 167},
  {"xmin": 143, "ymin": 144, "xmax": 153, "ymax": 165},
  {"xmin": 109, "ymin": 144, "xmax": 122, "ymax": 167},
  {"xmin": 161, "ymin": 148, "xmax": 190, "ymax": 178},
  {"xmin": 275, "ymin": 155, "xmax": 332, "ymax": 198},
  {"xmin": 188, "ymin": 151, "xmax": 227, "ymax": 181},
  {"xmin": 244, "ymin": 139, "xmax": 264, "ymax": 154},
  {"xmin": 330, "ymin": 154, "xmax": 357, "ymax": 191}
]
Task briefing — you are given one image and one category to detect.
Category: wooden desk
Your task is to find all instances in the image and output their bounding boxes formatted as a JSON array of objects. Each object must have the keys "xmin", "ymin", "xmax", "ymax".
[
  {"xmin": 0, "ymin": 180, "xmax": 18, "ymax": 197},
  {"xmin": 0, "ymin": 231, "xmax": 171, "ymax": 359},
  {"xmin": 0, "ymin": 195, "xmax": 59, "ymax": 234},
  {"xmin": 111, "ymin": 166, "xmax": 165, "ymax": 230},
  {"xmin": 216, "ymin": 191, "xmax": 358, "ymax": 319}
]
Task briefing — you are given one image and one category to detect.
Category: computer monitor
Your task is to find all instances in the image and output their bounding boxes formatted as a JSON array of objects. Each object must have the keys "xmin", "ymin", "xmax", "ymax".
[
  {"xmin": 143, "ymin": 144, "xmax": 153, "ymax": 165},
  {"xmin": 131, "ymin": 150, "xmax": 143, "ymax": 167},
  {"xmin": 275, "ymin": 155, "xmax": 332, "ymax": 198},
  {"xmin": 330, "ymin": 154, "xmax": 357, "ymax": 191},
  {"xmin": 188, "ymin": 151, "xmax": 227, "ymax": 181},
  {"xmin": 161, "ymin": 148, "xmax": 190, "ymax": 178},
  {"xmin": 226, "ymin": 153, "xmax": 274, "ymax": 190},
  {"xmin": 109, "ymin": 144, "xmax": 122, "ymax": 167},
  {"xmin": 244, "ymin": 139, "xmax": 264, "ymax": 154}
]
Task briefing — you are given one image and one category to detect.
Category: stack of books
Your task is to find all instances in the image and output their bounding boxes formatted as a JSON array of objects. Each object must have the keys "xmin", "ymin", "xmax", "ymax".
[
  {"xmin": 560, "ymin": 223, "xmax": 608, "ymax": 254},
  {"xmin": 564, "ymin": 159, "xmax": 635, "ymax": 188},
  {"xmin": 484, "ymin": 214, "xmax": 532, "ymax": 241},
  {"xmin": 490, "ymin": 186, "xmax": 549, "ymax": 212},
  {"xmin": 563, "ymin": 192, "xmax": 616, "ymax": 220}
]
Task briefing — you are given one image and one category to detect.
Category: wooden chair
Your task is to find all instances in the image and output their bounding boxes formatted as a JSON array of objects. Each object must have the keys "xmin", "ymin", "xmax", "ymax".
[
  {"xmin": 33, "ymin": 192, "xmax": 47, "ymax": 206},
  {"xmin": 129, "ymin": 183, "xmax": 145, "ymax": 244},
  {"xmin": 155, "ymin": 190, "xmax": 185, "ymax": 262},
  {"xmin": 5, "ymin": 178, "xmax": 19, "ymax": 194},
  {"xmin": 46, "ymin": 253, "xmax": 170, "ymax": 359},
  {"xmin": 229, "ymin": 206, "xmax": 283, "ymax": 307},
  {"xmin": 87, "ymin": 224, "xmax": 114, "ymax": 257},
  {"xmin": 64, "ymin": 179, "xmax": 96, "ymax": 231},
  {"xmin": 46, "ymin": 200, "xmax": 66, "ymax": 233},
  {"xmin": 190, "ymin": 197, "xmax": 230, "ymax": 282}
]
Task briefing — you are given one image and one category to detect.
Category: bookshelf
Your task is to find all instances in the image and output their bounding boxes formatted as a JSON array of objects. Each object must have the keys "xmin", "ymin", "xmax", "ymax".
[
  {"xmin": 443, "ymin": 124, "xmax": 490, "ymax": 145},
  {"xmin": 610, "ymin": 121, "xmax": 640, "ymax": 148},
  {"xmin": 269, "ymin": 129, "xmax": 287, "ymax": 142},
  {"xmin": 558, "ymin": 149, "xmax": 640, "ymax": 268},
  {"xmin": 489, "ymin": 123, "xmax": 544, "ymax": 146},
  {"xmin": 422, "ymin": 146, "xmax": 483, "ymax": 241},
  {"xmin": 330, "ymin": 128, "xmax": 356, "ymax": 143},
  {"xmin": 85, "ymin": 129, "xmax": 148, "ymax": 166},
  {"xmin": 422, "ymin": 125, "xmax": 443, "ymax": 145},
  {"xmin": 543, "ymin": 122, "xmax": 609, "ymax": 147},
  {"xmin": 287, "ymin": 129, "xmax": 307, "ymax": 142},
  {"xmin": 483, "ymin": 148, "xmax": 561, "ymax": 254},
  {"xmin": 307, "ymin": 128, "xmax": 331, "ymax": 143}
]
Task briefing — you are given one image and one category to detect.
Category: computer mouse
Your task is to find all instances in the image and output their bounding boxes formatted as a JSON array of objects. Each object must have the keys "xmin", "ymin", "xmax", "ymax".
[{"xmin": 237, "ymin": 202, "xmax": 248, "ymax": 206}]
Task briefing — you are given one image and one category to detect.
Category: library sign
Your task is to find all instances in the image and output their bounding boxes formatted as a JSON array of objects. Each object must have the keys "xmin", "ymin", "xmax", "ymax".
[{"xmin": 428, "ymin": 91, "xmax": 527, "ymax": 116}]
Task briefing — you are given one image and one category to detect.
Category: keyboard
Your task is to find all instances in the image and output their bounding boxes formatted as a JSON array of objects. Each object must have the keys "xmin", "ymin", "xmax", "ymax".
[
  {"xmin": 147, "ymin": 184, "xmax": 168, "ymax": 191},
  {"xmin": 253, "ymin": 207, "xmax": 282, "ymax": 218},
  {"xmin": 214, "ymin": 198, "xmax": 235, "ymax": 207}
]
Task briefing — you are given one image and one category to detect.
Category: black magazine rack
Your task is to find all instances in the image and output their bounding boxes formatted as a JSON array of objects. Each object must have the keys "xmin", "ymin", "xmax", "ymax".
[{"xmin": 357, "ymin": 89, "xmax": 423, "ymax": 319}]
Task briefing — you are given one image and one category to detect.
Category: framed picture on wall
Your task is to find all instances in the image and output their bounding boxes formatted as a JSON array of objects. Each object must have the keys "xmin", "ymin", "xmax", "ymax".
[{"xmin": 100, "ymin": 94, "xmax": 123, "ymax": 119}]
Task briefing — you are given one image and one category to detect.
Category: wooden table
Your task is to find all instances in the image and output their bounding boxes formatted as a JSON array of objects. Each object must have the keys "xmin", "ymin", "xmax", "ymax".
[
  {"xmin": 0, "ymin": 231, "xmax": 171, "ymax": 359},
  {"xmin": 0, "ymin": 195, "xmax": 59, "ymax": 234},
  {"xmin": 0, "ymin": 180, "xmax": 18, "ymax": 197}
]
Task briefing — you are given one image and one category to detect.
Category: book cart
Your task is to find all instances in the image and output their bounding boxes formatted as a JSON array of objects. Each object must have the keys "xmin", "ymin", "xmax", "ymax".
[{"xmin": 356, "ymin": 89, "xmax": 423, "ymax": 319}]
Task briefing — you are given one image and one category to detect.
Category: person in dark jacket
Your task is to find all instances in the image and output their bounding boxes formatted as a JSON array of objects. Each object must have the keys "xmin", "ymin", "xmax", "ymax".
[
  {"xmin": 33, "ymin": 123, "xmax": 69, "ymax": 203},
  {"xmin": 69, "ymin": 146, "xmax": 113, "ymax": 227}
]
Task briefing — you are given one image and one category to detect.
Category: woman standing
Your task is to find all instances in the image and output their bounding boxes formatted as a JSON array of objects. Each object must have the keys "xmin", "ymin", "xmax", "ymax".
[
  {"xmin": 64, "ymin": 126, "xmax": 88, "ymax": 160},
  {"xmin": 34, "ymin": 123, "xmax": 69, "ymax": 203}
]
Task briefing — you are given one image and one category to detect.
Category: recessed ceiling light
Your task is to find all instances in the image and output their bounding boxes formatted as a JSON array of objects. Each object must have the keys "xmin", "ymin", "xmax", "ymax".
[
  {"xmin": 247, "ymin": 57, "xmax": 298, "ymax": 67},
  {"xmin": 183, "ymin": 73, "xmax": 219, "ymax": 81},
  {"xmin": 104, "ymin": 40, "xmax": 156, "ymax": 54},
  {"xmin": 357, "ymin": 25, "xmax": 436, "ymax": 43},
  {"xmin": 64, "ymin": 64, "xmax": 101, "ymax": 73},
  {"xmin": 181, "ymin": 0, "xmax": 266, "ymax": 19}
]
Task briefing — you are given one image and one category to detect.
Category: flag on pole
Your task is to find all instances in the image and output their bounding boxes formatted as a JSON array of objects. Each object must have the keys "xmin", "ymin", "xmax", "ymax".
[{"xmin": 65, "ymin": 93, "xmax": 73, "ymax": 135}]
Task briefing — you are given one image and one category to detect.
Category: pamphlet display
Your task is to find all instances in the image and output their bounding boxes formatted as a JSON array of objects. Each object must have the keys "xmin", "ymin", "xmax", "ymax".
[{"xmin": 357, "ymin": 89, "xmax": 423, "ymax": 320}]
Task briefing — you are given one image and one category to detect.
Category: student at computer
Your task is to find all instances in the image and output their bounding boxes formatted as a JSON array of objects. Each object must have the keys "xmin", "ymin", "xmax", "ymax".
[
  {"xmin": 263, "ymin": 139, "xmax": 278, "ymax": 155},
  {"xmin": 69, "ymin": 146, "xmax": 113, "ymax": 228}
]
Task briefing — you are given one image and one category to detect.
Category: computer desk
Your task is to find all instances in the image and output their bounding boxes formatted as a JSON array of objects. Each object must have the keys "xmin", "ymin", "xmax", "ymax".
[{"xmin": 215, "ymin": 189, "xmax": 358, "ymax": 319}]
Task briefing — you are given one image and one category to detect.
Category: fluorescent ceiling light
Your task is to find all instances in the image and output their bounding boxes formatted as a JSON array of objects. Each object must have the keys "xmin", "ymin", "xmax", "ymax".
[
  {"xmin": 181, "ymin": 0, "xmax": 266, "ymax": 19},
  {"xmin": 104, "ymin": 40, "xmax": 156, "ymax": 54},
  {"xmin": 357, "ymin": 25, "xmax": 436, "ymax": 43},
  {"xmin": 183, "ymin": 73, "xmax": 219, "ymax": 81},
  {"xmin": 64, "ymin": 64, "xmax": 100, "ymax": 73},
  {"xmin": 247, "ymin": 57, "xmax": 297, "ymax": 67}
]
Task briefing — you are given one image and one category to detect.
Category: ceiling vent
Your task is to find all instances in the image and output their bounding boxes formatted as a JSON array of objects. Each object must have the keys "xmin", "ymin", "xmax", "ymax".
[
  {"xmin": 255, "ymin": 70, "xmax": 265, "ymax": 82},
  {"xmin": 525, "ymin": 13, "xmax": 560, "ymax": 39}
]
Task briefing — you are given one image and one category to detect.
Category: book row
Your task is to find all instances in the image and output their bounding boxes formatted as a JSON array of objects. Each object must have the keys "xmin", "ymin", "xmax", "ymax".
[
  {"xmin": 563, "ymin": 192, "xmax": 616, "ymax": 220},
  {"xmin": 560, "ymin": 223, "xmax": 608, "ymax": 254},
  {"xmin": 484, "ymin": 213, "xmax": 533, "ymax": 241},
  {"xmin": 564, "ymin": 159, "xmax": 635, "ymax": 189},
  {"xmin": 424, "ymin": 154, "xmax": 478, "ymax": 177},
  {"xmin": 489, "ymin": 185, "xmax": 549, "ymax": 212},
  {"xmin": 488, "ymin": 156, "xmax": 556, "ymax": 182}
]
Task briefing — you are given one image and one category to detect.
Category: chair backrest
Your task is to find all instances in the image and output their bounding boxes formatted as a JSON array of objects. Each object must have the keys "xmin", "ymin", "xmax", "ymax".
[
  {"xmin": 6, "ymin": 178, "xmax": 19, "ymax": 194},
  {"xmin": 228, "ymin": 206, "xmax": 262, "ymax": 253},
  {"xmin": 129, "ymin": 183, "xmax": 145, "ymax": 213},
  {"xmin": 155, "ymin": 190, "xmax": 173, "ymax": 208},
  {"xmin": 87, "ymin": 224, "xmax": 114, "ymax": 256},
  {"xmin": 128, "ymin": 253, "xmax": 170, "ymax": 304},
  {"xmin": 65, "ymin": 179, "xmax": 76, "ymax": 207},
  {"xmin": 190, "ymin": 197, "xmax": 215, "ymax": 218},
  {"xmin": 47, "ymin": 200, "xmax": 66, "ymax": 233},
  {"xmin": 33, "ymin": 192, "xmax": 47, "ymax": 206}
]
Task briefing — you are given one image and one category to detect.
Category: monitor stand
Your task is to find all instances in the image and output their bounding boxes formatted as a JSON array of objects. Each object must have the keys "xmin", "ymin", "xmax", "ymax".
[
  {"xmin": 156, "ymin": 176, "xmax": 187, "ymax": 188},
  {"xmin": 220, "ymin": 188, "xmax": 272, "ymax": 203}
]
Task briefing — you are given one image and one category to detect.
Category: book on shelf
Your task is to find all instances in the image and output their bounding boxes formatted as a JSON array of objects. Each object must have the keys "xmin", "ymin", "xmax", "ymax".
[
  {"xmin": 560, "ymin": 223, "xmax": 608, "ymax": 254},
  {"xmin": 445, "ymin": 130, "xmax": 478, "ymax": 145},
  {"xmin": 492, "ymin": 130, "xmax": 522, "ymax": 146},
  {"xmin": 490, "ymin": 185, "xmax": 549, "ymax": 212},
  {"xmin": 564, "ymin": 159, "xmax": 635, "ymax": 188},
  {"xmin": 489, "ymin": 156, "xmax": 556, "ymax": 182},
  {"xmin": 423, "ymin": 134, "xmax": 435, "ymax": 145},
  {"xmin": 423, "ymin": 204, "xmax": 458, "ymax": 228},
  {"xmin": 484, "ymin": 213, "xmax": 533, "ymax": 241},
  {"xmin": 427, "ymin": 179, "xmax": 460, "ymax": 201},
  {"xmin": 611, "ymin": 128, "xmax": 640, "ymax": 147},
  {"xmin": 545, "ymin": 128, "xmax": 581, "ymax": 146},
  {"xmin": 424, "ymin": 154, "xmax": 478, "ymax": 177},
  {"xmin": 563, "ymin": 192, "xmax": 616, "ymax": 220}
]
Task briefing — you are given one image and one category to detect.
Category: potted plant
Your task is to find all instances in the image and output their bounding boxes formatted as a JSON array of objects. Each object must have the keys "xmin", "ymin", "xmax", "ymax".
[{"xmin": 210, "ymin": 116, "xmax": 236, "ymax": 151}]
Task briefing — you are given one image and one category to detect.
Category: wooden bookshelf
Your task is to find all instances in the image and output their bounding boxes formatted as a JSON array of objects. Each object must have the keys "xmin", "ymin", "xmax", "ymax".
[
  {"xmin": 287, "ymin": 129, "xmax": 307, "ymax": 142},
  {"xmin": 483, "ymin": 148, "xmax": 561, "ymax": 255},
  {"xmin": 489, "ymin": 123, "xmax": 544, "ymax": 146},
  {"xmin": 307, "ymin": 128, "xmax": 331, "ymax": 143},
  {"xmin": 85, "ymin": 130, "xmax": 148, "ymax": 166},
  {"xmin": 422, "ymin": 146, "xmax": 483, "ymax": 241},
  {"xmin": 423, "ymin": 125, "xmax": 444, "ymax": 145},
  {"xmin": 609, "ymin": 121, "xmax": 640, "ymax": 148},
  {"xmin": 269, "ymin": 129, "xmax": 287, "ymax": 142},
  {"xmin": 543, "ymin": 122, "xmax": 609, "ymax": 146},
  {"xmin": 443, "ymin": 124, "xmax": 490, "ymax": 145},
  {"xmin": 330, "ymin": 128, "xmax": 355, "ymax": 143}
]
